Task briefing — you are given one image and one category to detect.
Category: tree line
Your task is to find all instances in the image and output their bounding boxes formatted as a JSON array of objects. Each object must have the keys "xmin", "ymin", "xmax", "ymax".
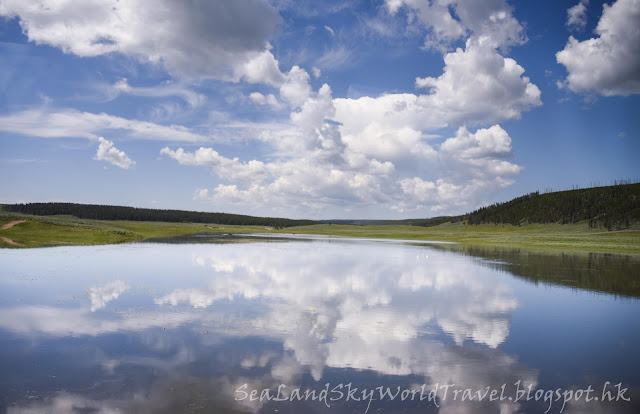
[
  {"xmin": 457, "ymin": 183, "xmax": 640, "ymax": 229},
  {"xmin": 2, "ymin": 202, "xmax": 318, "ymax": 228},
  {"xmin": 3, "ymin": 183, "xmax": 638, "ymax": 230}
]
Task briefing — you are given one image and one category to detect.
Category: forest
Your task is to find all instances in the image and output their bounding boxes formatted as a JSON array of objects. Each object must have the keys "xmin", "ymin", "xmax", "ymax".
[
  {"xmin": 2, "ymin": 202, "xmax": 318, "ymax": 228},
  {"xmin": 458, "ymin": 183, "xmax": 640, "ymax": 229}
]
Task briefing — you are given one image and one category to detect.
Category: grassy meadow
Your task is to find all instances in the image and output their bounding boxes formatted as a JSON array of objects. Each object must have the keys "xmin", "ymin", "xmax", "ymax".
[
  {"xmin": 1, "ymin": 211, "xmax": 639, "ymax": 254},
  {"xmin": 281, "ymin": 222, "xmax": 640, "ymax": 253},
  {"xmin": 0, "ymin": 213, "xmax": 268, "ymax": 248}
]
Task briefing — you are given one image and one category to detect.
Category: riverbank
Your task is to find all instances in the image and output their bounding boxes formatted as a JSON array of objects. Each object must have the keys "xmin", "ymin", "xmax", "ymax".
[{"xmin": 1, "ymin": 212, "xmax": 639, "ymax": 254}]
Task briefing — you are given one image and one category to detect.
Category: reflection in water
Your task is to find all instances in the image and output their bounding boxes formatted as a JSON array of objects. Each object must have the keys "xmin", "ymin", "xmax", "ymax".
[
  {"xmin": 430, "ymin": 244, "xmax": 640, "ymax": 298},
  {"xmin": 88, "ymin": 280, "xmax": 130, "ymax": 311},
  {"xmin": 155, "ymin": 243, "xmax": 518, "ymax": 349},
  {"xmin": 0, "ymin": 238, "xmax": 638, "ymax": 413}
]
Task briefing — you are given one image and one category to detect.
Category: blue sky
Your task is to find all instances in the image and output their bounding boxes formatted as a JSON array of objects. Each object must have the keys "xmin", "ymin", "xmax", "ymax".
[{"xmin": 0, "ymin": 0, "xmax": 638, "ymax": 219}]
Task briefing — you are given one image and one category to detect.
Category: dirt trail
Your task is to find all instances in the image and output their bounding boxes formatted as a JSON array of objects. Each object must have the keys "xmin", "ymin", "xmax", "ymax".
[
  {"xmin": 0, "ymin": 236, "xmax": 24, "ymax": 247},
  {"xmin": 1, "ymin": 219, "xmax": 27, "ymax": 230},
  {"xmin": 1, "ymin": 219, "xmax": 27, "ymax": 247}
]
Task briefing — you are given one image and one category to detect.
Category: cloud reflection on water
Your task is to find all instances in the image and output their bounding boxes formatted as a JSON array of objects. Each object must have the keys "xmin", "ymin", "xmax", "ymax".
[{"xmin": 0, "ymin": 240, "xmax": 535, "ymax": 413}]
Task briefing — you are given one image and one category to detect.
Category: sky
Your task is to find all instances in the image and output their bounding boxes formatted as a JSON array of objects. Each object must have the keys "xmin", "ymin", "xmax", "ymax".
[{"xmin": 0, "ymin": 0, "xmax": 638, "ymax": 220}]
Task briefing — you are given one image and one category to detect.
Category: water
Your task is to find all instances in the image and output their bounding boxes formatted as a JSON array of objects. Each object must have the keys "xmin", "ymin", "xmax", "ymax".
[{"xmin": 1, "ymin": 236, "xmax": 639, "ymax": 413}]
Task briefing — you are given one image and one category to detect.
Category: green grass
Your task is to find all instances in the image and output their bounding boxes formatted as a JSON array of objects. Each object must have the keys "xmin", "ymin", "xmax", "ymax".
[
  {"xmin": 0, "ymin": 213, "xmax": 272, "ymax": 248},
  {"xmin": 280, "ymin": 222, "xmax": 640, "ymax": 254},
  {"xmin": 1, "ymin": 212, "xmax": 639, "ymax": 254}
]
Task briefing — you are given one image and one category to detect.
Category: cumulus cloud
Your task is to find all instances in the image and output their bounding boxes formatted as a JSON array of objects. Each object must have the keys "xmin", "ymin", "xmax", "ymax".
[
  {"xmin": 248, "ymin": 92, "xmax": 282, "ymax": 110},
  {"xmin": 394, "ymin": 125, "xmax": 521, "ymax": 212},
  {"xmin": 94, "ymin": 137, "xmax": 135, "ymax": 169},
  {"xmin": 412, "ymin": 38, "xmax": 541, "ymax": 125},
  {"xmin": 166, "ymin": 123, "xmax": 522, "ymax": 214},
  {"xmin": 441, "ymin": 124, "xmax": 515, "ymax": 160},
  {"xmin": 557, "ymin": 0, "xmax": 640, "ymax": 96},
  {"xmin": 0, "ymin": 0, "xmax": 283, "ymax": 83},
  {"xmin": 161, "ymin": 39, "xmax": 535, "ymax": 215},
  {"xmin": 163, "ymin": 81, "xmax": 400, "ymax": 212},
  {"xmin": 160, "ymin": 146, "xmax": 268, "ymax": 183},
  {"xmin": 279, "ymin": 66, "xmax": 313, "ymax": 107},
  {"xmin": 231, "ymin": 48, "xmax": 285, "ymax": 87},
  {"xmin": 385, "ymin": 0, "xmax": 526, "ymax": 51},
  {"xmin": 163, "ymin": 121, "xmax": 520, "ymax": 216},
  {"xmin": 332, "ymin": 37, "xmax": 539, "ymax": 163},
  {"xmin": 567, "ymin": 0, "xmax": 590, "ymax": 31},
  {"xmin": 0, "ymin": 108, "xmax": 208, "ymax": 142},
  {"xmin": 334, "ymin": 38, "xmax": 540, "ymax": 144}
]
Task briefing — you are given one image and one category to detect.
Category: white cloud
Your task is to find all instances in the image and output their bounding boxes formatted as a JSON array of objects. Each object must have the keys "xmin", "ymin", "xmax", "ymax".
[
  {"xmin": 161, "ymin": 146, "xmax": 269, "ymax": 184},
  {"xmin": 290, "ymin": 84, "xmax": 335, "ymax": 131},
  {"xmin": 567, "ymin": 0, "xmax": 589, "ymax": 31},
  {"xmin": 163, "ymin": 123, "xmax": 520, "ymax": 215},
  {"xmin": 112, "ymin": 78, "xmax": 205, "ymax": 108},
  {"xmin": 249, "ymin": 92, "xmax": 282, "ymax": 110},
  {"xmin": 231, "ymin": 48, "xmax": 285, "ymax": 87},
  {"xmin": 0, "ymin": 0, "xmax": 283, "ymax": 83},
  {"xmin": 279, "ymin": 66, "xmax": 313, "ymax": 107},
  {"xmin": 440, "ymin": 124, "xmax": 514, "ymax": 160},
  {"xmin": 332, "ymin": 37, "xmax": 539, "ymax": 165},
  {"xmin": 387, "ymin": 0, "xmax": 464, "ymax": 51},
  {"xmin": 162, "ymin": 38, "xmax": 535, "ymax": 215},
  {"xmin": 385, "ymin": 0, "xmax": 526, "ymax": 51},
  {"xmin": 0, "ymin": 0, "xmax": 541, "ymax": 217},
  {"xmin": 412, "ymin": 38, "xmax": 541, "ymax": 125},
  {"xmin": 94, "ymin": 137, "xmax": 136, "ymax": 169},
  {"xmin": 163, "ymin": 82, "xmax": 402, "ymax": 212},
  {"xmin": 556, "ymin": 0, "xmax": 640, "ymax": 96},
  {"xmin": 0, "ymin": 108, "xmax": 208, "ymax": 142},
  {"xmin": 150, "ymin": 22, "xmax": 540, "ymax": 216},
  {"xmin": 393, "ymin": 125, "xmax": 521, "ymax": 212},
  {"xmin": 333, "ymin": 39, "xmax": 540, "ymax": 142},
  {"xmin": 324, "ymin": 25, "xmax": 335, "ymax": 36},
  {"xmin": 193, "ymin": 188, "xmax": 209, "ymax": 200},
  {"xmin": 314, "ymin": 45, "xmax": 354, "ymax": 70},
  {"xmin": 0, "ymin": 1, "xmax": 530, "ymax": 216}
]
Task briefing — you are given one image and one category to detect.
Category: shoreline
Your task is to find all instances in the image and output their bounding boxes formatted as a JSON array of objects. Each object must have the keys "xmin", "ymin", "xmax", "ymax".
[{"xmin": 1, "ymin": 213, "xmax": 639, "ymax": 255}]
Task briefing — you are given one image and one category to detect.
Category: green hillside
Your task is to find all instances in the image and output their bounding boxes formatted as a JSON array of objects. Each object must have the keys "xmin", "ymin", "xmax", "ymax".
[
  {"xmin": 1, "ymin": 202, "xmax": 317, "ymax": 228},
  {"xmin": 456, "ymin": 183, "xmax": 640, "ymax": 229}
]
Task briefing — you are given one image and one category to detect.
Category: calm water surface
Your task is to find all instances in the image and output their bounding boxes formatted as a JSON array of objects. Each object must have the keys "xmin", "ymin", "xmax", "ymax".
[{"xmin": 1, "ymin": 236, "xmax": 639, "ymax": 413}]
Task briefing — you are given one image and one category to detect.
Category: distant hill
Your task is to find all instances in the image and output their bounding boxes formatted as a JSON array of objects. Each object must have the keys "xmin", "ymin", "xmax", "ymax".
[
  {"xmin": 319, "ymin": 216, "xmax": 451, "ymax": 226},
  {"xmin": 459, "ymin": 183, "xmax": 640, "ymax": 229},
  {"xmin": 322, "ymin": 184, "xmax": 640, "ymax": 230},
  {"xmin": 3, "ymin": 183, "xmax": 638, "ymax": 230},
  {"xmin": 1, "ymin": 202, "xmax": 318, "ymax": 228}
]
